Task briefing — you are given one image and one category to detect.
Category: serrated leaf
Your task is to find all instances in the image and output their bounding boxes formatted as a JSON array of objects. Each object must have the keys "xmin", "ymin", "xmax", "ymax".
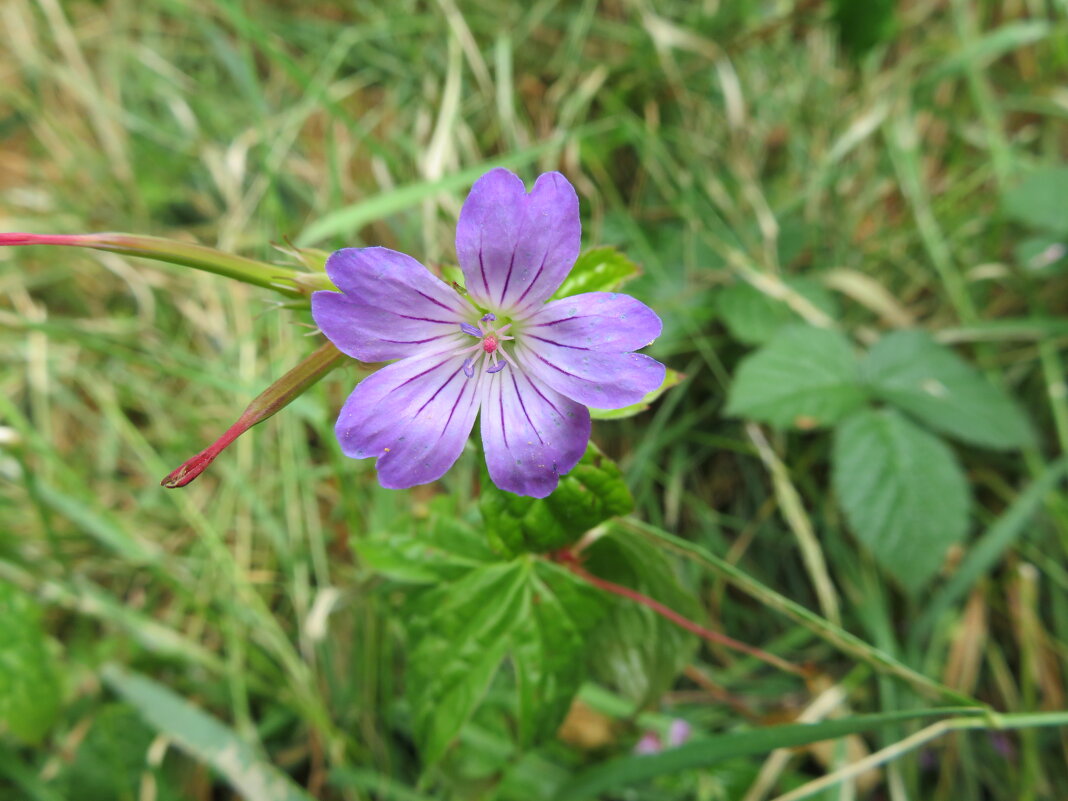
[
  {"xmin": 584, "ymin": 528, "xmax": 698, "ymax": 706},
  {"xmin": 354, "ymin": 506, "xmax": 498, "ymax": 583},
  {"xmin": 553, "ymin": 247, "xmax": 640, "ymax": 299},
  {"xmin": 590, "ymin": 368, "xmax": 685, "ymax": 420},
  {"xmin": 862, "ymin": 330, "xmax": 1034, "ymax": 450},
  {"xmin": 481, "ymin": 443, "xmax": 634, "ymax": 555},
  {"xmin": 0, "ymin": 581, "xmax": 61, "ymax": 743},
  {"xmin": 832, "ymin": 409, "xmax": 970, "ymax": 594},
  {"xmin": 725, "ymin": 325, "xmax": 866, "ymax": 429},
  {"xmin": 512, "ymin": 562, "xmax": 610, "ymax": 746},
  {"xmin": 407, "ymin": 562, "xmax": 530, "ymax": 764},
  {"xmin": 716, "ymin": 279, "xmax": 838, "ymax": 346},
  {"xmin": 1002, "ymin": 166, "xmax": 1068, "ymax": 234},
  {"xmin": 102, "ymin": 665, "xmax": 314, "ymax": 801}
]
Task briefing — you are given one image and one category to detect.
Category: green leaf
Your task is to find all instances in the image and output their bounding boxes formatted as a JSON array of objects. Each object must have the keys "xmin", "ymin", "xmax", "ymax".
[
  {"xmin": 725, "ymin": 325, "xmax": 866, "ymax": 429},
  {"xmin": 831, "ymin": 0, "xmax": 896, "ymax": 55},
  {"xmin": 715, "ymin": 279, "xmax": 838, "ymax": 346},
  {"xmin": 481, "ymin": 443, "xmax": 634, "ymax": 555},
  {"xmin": 589, "ymin": 368, "xmax": 685, "ymax": 420},
  {"xmin": 1002, "ymin": 165, "xmax": 1068, "ymax": 234},
  {"xmin": 101, "ymin": 665, "xmax": 315, "ymax": 801},
  {"xmin": 354, "ymin": 504, "xmax": 498, "ymax": 584},
  {"xmin": 584, "ymin": 527, "xmax": 698, "ymax": 706},
  {"xmin": 511, "ymin": 562, "xmax": 610, "ymax": 746},
  {"xmin": 552, "ymin": 247, "xmax": 640, "ymax": 299},
  {"xmin": 407, "ymin": 562, "xmax": 530, "ymax": 764},
  {"xmin": 0, "ymin": 581, "xmax": 61, "ymax": 743},
  {"xmin": 832, "ymin": 409, "xmax": 970, "ymax": 594},
  {"xmin": 55, "ymin": 704, "xmax": 187, "ymax": 801},
  {"xmin": 862, "ymin": 330, "xmax": 1034, "ymax": 450}
]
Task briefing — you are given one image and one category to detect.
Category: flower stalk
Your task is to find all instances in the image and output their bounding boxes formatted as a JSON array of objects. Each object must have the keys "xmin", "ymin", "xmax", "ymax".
[
  {"xmin": 556, "ymin": 550, "xmax": 809, "ymax": 678},
  {"xmin": 0, "ymin": 232, "xmax": 308, "ymax": 297},
  {"xmin": 161, "ymin": 342, "xmax": 347, "ymax": 488}
]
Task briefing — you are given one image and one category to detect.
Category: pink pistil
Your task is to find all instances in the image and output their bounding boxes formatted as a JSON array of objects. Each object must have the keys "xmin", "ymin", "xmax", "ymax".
[{"xmin": 482, "ymin": 335, "xmax": 498, "ymax": 353}]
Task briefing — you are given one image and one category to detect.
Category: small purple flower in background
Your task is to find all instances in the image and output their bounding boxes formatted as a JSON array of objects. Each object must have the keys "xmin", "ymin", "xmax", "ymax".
[
  {"xmin": 312, "ymin": 168, "xmax": 664, "ymax": 497},
  {"xmin": 634, "ymin": 718, "xmax": 693, "ymax": 755}
]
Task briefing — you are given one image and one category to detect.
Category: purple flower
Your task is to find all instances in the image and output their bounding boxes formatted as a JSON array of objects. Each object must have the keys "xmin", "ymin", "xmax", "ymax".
[{"xmin": 311, "ymin": 168, "xmax": 665, "ymax": 497}]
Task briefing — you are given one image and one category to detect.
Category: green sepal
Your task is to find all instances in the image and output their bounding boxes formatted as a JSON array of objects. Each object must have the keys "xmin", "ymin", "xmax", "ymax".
[{"xmin": 552, "ymin": 247, "xmax": 641, "ymax": 299}]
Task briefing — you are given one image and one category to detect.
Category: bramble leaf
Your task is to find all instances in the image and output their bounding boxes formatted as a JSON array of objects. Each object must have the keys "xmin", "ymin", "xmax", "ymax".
[
  {"xmin": 862, "ymin": 330, "xmax": 1034, "ymax": 450},
  {"xmin": 725, "ymin": 325, "xmax": 866, "ymax": 429},
  {"xmin": 832, "ymin": 408, "xmax": 970, "ymax": 594}
]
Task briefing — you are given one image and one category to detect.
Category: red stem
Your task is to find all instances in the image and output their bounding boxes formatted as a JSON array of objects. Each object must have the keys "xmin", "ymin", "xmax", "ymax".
[{"xmin": 565, "ymin": 560, "xmax": 806, "ymax": 677}]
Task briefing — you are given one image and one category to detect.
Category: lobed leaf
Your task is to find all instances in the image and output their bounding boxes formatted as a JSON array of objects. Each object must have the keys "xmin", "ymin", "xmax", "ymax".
[
  {"xmin": 583, "ymin": 527, "xmax": 698, "ymax": 706},
  {"xmin": 481, "ymin": 443, "xmax": 634, "ymax": 555}
]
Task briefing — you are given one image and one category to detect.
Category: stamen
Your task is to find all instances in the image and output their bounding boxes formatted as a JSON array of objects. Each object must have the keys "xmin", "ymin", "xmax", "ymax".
[
  {"xmin": 486, "ymin": 361, "xmax": 506, "ymax": 373},
  {"xmin": 481, "ymin": 312, "xmax": 496, "ymax": 322},
  {"xmin": 460, "ymin": 322, "xmax": 481, "ymax": 337},
  {"xmin": 462, "ymin": 357, "xmax": 475, "ymax": 378}
]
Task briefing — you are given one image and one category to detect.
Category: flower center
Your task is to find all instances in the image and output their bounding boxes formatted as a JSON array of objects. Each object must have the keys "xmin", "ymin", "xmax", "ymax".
[{"xmin": 456, "ymin": 312, "xmax": 515, "ymax": 377}]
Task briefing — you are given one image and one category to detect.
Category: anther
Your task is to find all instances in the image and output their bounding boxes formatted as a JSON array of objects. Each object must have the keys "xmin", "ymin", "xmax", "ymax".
[{"xmin": 460, "ymin": 322, "xmax": 481, "ymax": 337}]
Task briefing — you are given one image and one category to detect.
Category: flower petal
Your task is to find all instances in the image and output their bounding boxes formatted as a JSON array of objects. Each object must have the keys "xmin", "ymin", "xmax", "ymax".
[
  {"xmin": 455, "ymin": 169, "xmax": 580, "ymax": 313},
  {"xmin": 524, "ymin": 292, "xmax": 663, "ymax": 352},
  {"xmin": 479, "ymin": 370, "xmax": 590, "ymax": 498},
  {"xmin": 335, "ymin": 352, "xmax": 483, "ymax": 488},
  {"xmin": 313, "ymin": 247, "xmax": 474, "ymax": 361},
  {"xmin": 312, "ymin": 291, "xmax": 468, "ymax": 362},
  {"xmin": 516, "ymin": 343, "xmax": 666, "ymax": 410}
]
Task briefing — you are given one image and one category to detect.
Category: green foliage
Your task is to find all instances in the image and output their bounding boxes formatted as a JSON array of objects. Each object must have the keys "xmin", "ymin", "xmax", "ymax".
[
  {"xmin": 407, "ymin": 561, "xmax": 532, "ymax": 764},
  {"xmin": 553, "ymin": 247, "xmax": 640, "ymax": 299},
  {"xmin": 725, "ymin": 325, "xmax": 867, "ymax": 429},
  {"xmin": 102, "ymin": 666, "xmax": 315, "ymax": 801},
  {"xmin": 1002, "ymin": 166, "xmax": 1068, "ymax": 234},
  {"xmin": 481, "ymin": 444, "xmax": 634, "ymax": 555},
  {"xmin": 831, "ymin": 0, "xmax": 897, "ymax": 55},
  {"xmin": 0, "ymin": 582, "xmax": 61, "ymax": 744},
  {"xmin": 862, "ymin": 330, "xmax": 1034, "ymax": 450},
  {"xmin": 6, "ymin": 2, "xmax": 1068, "ymax": 799},
  {"xmin": 833, "ymin": 409, "xmax": 970, "ymax": 594},
  {"xmin": 54, "ymin": 705, "xmax": 187, "ymax": 801},
  {"xmin": 584, "ymin": 527, "xmax": 698, "ymax": 706},
  {"xmin": 715, "ymin": 279, "xmax": 838, "ymax": 346}
]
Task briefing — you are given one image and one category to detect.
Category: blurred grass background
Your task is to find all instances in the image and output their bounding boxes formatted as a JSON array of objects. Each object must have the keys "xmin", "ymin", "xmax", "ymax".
[{"xmin": 2, "ymin": 0, "xmax": 1068, "ymax": 799}]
